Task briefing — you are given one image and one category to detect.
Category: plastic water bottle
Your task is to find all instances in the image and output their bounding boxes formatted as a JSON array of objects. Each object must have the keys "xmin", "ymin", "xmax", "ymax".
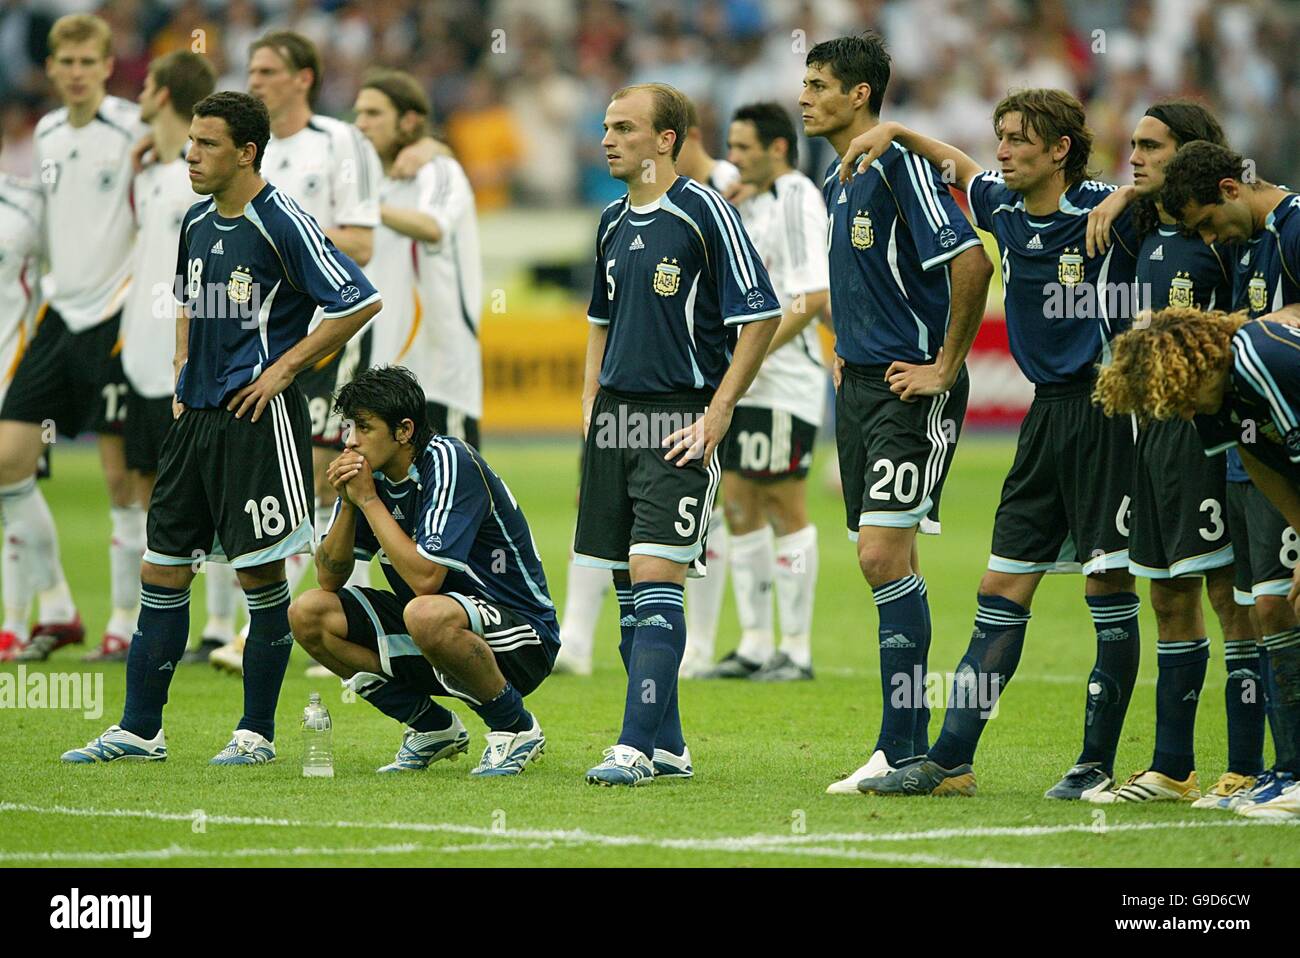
[{"xmin": 302, "ymin": 692, "xmax": 334, "ymax": 778}]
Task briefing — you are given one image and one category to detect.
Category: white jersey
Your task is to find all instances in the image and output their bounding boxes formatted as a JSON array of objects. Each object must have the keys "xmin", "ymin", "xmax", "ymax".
[
  {"xmin": 708, "ymin": 159, "xmax": 741, "ymax": 195},
  {"xmin": 262, "ymin": 114, "xmax": 382, "ymax": 336},
  {"xmin": 122, "ymin": 152, "xmax": 197, "ymax": 398},
  {"xmin": 367, "ymin": 158, "xmax": 483, "ymax": 417},
  {"xmin": 736, "ymin": 169, "xmax": 829, "ymax": 426},
  {"xmin": 34, "ymin": 95, "xmax": 143, "ymax": 331},
  {"xmin": 0, "ymin": 174, "xmax": 44, "ymax": 402}
]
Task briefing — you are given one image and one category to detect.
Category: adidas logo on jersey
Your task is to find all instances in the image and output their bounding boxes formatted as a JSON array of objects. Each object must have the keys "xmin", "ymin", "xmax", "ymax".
[
  {"xmin": 211, "ymin": 239, "xmax": 224, "ymax": 255},
  {"xmin": 837, "ymin": 188, "xmax": 847, "ymax": 204},
  {"xmin": 392, "ymin": 505, "xmax": 404, "ymax": 519},
  {"xmin": 1026, "ymin": 233, "xmax": 1043, "ymax": 250},
  {"xmin": 629, "ymin": 233, "xmax": 645, "ymax": 251},
  {"xmin": 1149, "ymin": 244, "xmax": 1164, "ymax": 261}
]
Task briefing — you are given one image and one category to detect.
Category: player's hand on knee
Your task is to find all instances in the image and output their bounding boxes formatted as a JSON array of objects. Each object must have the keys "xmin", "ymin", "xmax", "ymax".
[{"xmin": 227, "ymin": 363, "xmax": 293, "ymax": 421}]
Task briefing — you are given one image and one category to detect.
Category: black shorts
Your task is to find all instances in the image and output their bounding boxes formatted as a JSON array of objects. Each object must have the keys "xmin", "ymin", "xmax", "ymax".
[
  {"xmin": 428, "ymin": 401, "xmax": 481, "ymax": 449},
  {"xmin": 721, "ymin": 405, "xmax": 816, "ymax": 480},
  {"xmin": 338, "ymin": 585, "xmax": 554, "ymax": 700},
  {"xmin": 573, "ymin": 388, "xmax": 719, "ymax": 576},
  {"xmin": 1226, "ymin": 480, "xmax": 1296, "ymax": 605},
  {"xmin": 144, "ymin": 383, "xmax": 313, "ymax": 569},
  {"xmin": 1128, "ymin": 418, "xmax": 1233, "ymax": 578},
  {"xmin": 299, "ymin": 330, "xmax": 369, "ymax": 448},
  {"xmin": 0, "ymin": 307, "xmax": 128, "ymax": 437},
  {"xmin": 124, "ymin": 391, "xmax": 176, "ymax": 474},
  {"xmin": 836, "ymin": 361, "xmax": 968, "ymax": 538},
  {"xmin": 989, "ymin": 380, "xmax": 1134, "ymax": 575}
]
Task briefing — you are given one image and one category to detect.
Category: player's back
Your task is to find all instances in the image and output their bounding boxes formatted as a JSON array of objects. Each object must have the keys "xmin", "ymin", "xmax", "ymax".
[
  {"xmin": 35, "ymin": 95, "xmax": 143, "ymax": 329},
  {"xmin": 261, "ymin": 113, "xmax": 380, "ymax": 231},
  {"xmin": 0, "ymin": 174, "xmax": 44, "ymax": 389}
]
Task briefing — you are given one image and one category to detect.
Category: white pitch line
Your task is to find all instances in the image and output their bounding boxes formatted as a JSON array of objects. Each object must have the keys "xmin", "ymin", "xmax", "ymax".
[
  {"xmin": 819, "ymin": 668, "xmax": 1156, "ymax": 687},
  {"xmin": 2, "ymin": 801, "xmax": 1291, "ymax": 860}
]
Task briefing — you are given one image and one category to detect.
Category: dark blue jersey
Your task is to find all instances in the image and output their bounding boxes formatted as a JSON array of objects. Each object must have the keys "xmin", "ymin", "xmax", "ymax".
[
  {"xmin": 1135, "ymin": 226, "xmax": 1232, "ymax": 312},
  {"xmin": 967, "ymin": 172, "xmax": 1139, "ymax": 384},
  {"xmin": 1195, "ymin": 321, "xmax": 1300, "ymax": 484},
  {"xmin": 338, "ymin": 437, "xmax": 559, "ymax": 646},
  {"xmin": 174, "ymin": 182, "xmax": 380, "ymax": 408},
  {"xmin": 587, "ymin": 176, "xmax": 781, "ymax": 395},
  {"xmin": 821, "ymin": 144, "xmax": 982, "ymax": 366}
]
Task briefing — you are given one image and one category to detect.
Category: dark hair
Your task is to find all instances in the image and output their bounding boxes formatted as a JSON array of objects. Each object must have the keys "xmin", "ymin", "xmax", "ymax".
[
  {"xmin": 993, "ymin": 88, "xmax": 1094, "ymax": 186},
  {"xmin": 149, "ymin": 51, "xmax": 217, "ymax": 120},
  {"xmin": 193, "ymin": 91, "xmax": 270, "ymax": 171},
  {"xmin": 361, "ymin": 68, "xmax": 431, "ymax": 148},
  {"xmin": 1133, "ymin": 99, "xmax": 1227, "ymax": 237},
  {"xmin": 732, "ymin": 101, "xmax": 799, "ymax": 167},
  {"xmin": 250, "ymin": 30, "xmax": 323, "ymax": 107},
  {"xmin": 805, "ymin": 32, "xmax": 891, "ymax": 116},
  {"xmin": 611, "ymin": 82, "xmax": 690, "ymax": 161},
  {"xmin": 334, "ymin": 366, "xmax": 432, "ymax": 452},
  {"xmin": 1157, "ymin": 141, "xmax": 1246, "ymax": 223}
]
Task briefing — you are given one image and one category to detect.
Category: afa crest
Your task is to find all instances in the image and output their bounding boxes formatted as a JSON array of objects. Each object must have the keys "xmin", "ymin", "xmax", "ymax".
[
  {"xmin": 653, "ymin": 257, "xmax": 681, "ymax": 296},
  {"xmin": 227, "ymin": 265, "xmax": 254, "ymax": 304},
  {"xmin": 1057, "ymin": 248, "xmax": 1084, "ymax": 287},
  {"xmin": 1248, "ymin": 273, "xmax": 1268, "ymax": 312},
  {"xmin": 851, "ymin": 210, "xmax": 874, "ymax": 249},
  {"xmin": 1168, "ymin": 271, "xmax": 1194, "ymax": 309}
]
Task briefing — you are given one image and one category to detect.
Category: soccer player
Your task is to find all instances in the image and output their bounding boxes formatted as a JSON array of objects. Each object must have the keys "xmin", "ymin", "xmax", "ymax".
[
  {"xmin": 0, "ymin": 133, "xmax": 46, "ymax": 659},
  {"xmin": 205, "ymin": 30, "xmax": 386, "ymax": 675},
  {"xmin": 89, "ymin": 52, "xmax": 217, "ymax": 664},
  {"xmin": 61, "ymin": 90, "xmax": 381, "ymax": 765},
  {"xmin": 352, "ymin": 70, "xmax": 483, "ymax": 447},
  {"xmin": 288, "ymin": 366, "xmax": 555, "ymax": 774},
  {"xmin": 0, "ymin": 13, "xmax": 145, "ymax": 661},
  {"xmin": 681, "ymin": 101, "xmax": 830, "ymax": 682},
  {"xmin": 799, "ymin": 35, "xmax": 992, "ymax": 794},
  {"xmin": 577, "ymin": 82, "xmax": 781, "ymax": 785},
  {"xmin": 842, "ymin": 88, "xmax": 1142, "ymax": 799},
  {"xmin": 1096, "ymin": 307, "xmax": 1300, "ymax": 820},
  {"xmin": 1079, "ymin": 103, "xmax": 1256, "ymax": 804}
]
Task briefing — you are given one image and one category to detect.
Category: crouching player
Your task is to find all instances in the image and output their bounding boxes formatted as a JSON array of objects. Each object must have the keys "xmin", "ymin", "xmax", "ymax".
[{"xmin": 289, "ymin": 366, "xmax": 558, "ymax": 775}]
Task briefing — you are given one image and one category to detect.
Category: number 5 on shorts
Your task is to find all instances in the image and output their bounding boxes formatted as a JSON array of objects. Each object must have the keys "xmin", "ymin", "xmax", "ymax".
[{"xmin": 674, "ymin": 496, "xmax": 699, "ymax": 537}]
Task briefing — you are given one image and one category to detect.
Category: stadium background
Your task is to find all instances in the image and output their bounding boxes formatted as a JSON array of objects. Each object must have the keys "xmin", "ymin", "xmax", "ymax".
[
  {"xmin": 3, "ymin": 1, "xmax": 1300, "ymax": 868},
  {"xmin": 4, "ymin": 0, "xmax": 1299, "ymax": 433}
]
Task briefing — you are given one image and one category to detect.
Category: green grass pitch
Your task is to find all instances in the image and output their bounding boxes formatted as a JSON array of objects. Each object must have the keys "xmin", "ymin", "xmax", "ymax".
[{"xmin": 2, "ymin": 437, "xmax": 1297, "ymax": 867}]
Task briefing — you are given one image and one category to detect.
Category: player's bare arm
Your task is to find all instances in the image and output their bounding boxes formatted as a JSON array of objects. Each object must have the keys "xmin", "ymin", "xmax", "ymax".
[
  {"xmin": 227, "ymin": 301, "xmax": 380, "ymax": 422},
  {"xmin": 581, "ymin": 323, "xmax": 608, "ymax": 439},
  {"xmin": 389, "ymin": 136, "xmax": 452, "ymax": 179},
  {"xmin": 351, "ymin": 478, "xmax": 448, "ymax": 598},
  {"xmin": 766, "ymin": 289, "xmax": 829, "ymax": 355},
  {"xmin": 663, "ymin": 315, "xmax": 779, "ymax": 465},
  {"xmin": 886, "ymin": 244, "xmax": 993, "ymax": 400},
  {"xmin": 1085, "ymin": 185, "xmax": 1138, "ymax": 257},
  {"xmin": 839, "ymin": 122, "xmax": 981, "ymax": 192},
  {"xmin": 172, "ymin": 305, "xmax": 189, "ymax": 419},
  {"xmin": 313, "ymin": 453, "xmax": 361, "ymax": 590},
  {"xmin": 380, "ymin": 205, "xmax": 441, "ymax": 244},
  {"xmin": 1261, "ymin": 303, "xmax": 1300, "ymax": 328},
  {"xmin": 326, "ymin": 225, "xmax": 374, "ymax": 267}
]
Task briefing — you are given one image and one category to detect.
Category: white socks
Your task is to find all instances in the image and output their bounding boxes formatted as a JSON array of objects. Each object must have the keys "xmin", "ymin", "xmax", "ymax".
[
  {"xmin": 684, "ymin": 507, "xmax": 729, "ymax": 664},
  {"xmin": 2, "ymin": 520, "xmax": 29, "ymax": 640},
  {"xmin": 0, "ymin": 477, "xmax": 74, "ymax": 626},
  {"xmin": 731, "ymin": 525, "xmax": 775, "ymax": 664},
  {"xmin": 204, "ymin": 561, "xmax": 239, "ymax": 642},
  {"xmin": 774, "ymin": 524, "xmax": 818, "ymax": 668},
  {"xmin": 558, "ymin": 557, "xmax": 611, "ymax": 666},
  {"xmin": 108, "ymin": 504, "xmax": 145, "ymax": 636}
]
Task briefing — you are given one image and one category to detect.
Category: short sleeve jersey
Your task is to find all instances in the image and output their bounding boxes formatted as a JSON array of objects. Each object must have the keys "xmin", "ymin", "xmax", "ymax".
[
  {"xmin": 587, "ymin": 175, "xmax": 782, "ymax": 395},
  {"xmin": 967, "ymin": 171, "xmax": 1139, "ymax": 384},
  {"xmin": 821, "ymin": 143, "xmax": 982, "ymax": 367},
  {"xmin": 173, "ymin": 183, "xmax": 380, "ymax": 409},
  {"xmin": 341, "ymin": 436, "xmax": 559, "ymax": 644}
]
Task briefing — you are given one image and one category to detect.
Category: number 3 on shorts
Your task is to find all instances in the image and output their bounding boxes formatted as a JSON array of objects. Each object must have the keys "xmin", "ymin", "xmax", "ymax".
[{"xmin": 674, "ymin": 496, "xmax": 699, "ymax": 537}]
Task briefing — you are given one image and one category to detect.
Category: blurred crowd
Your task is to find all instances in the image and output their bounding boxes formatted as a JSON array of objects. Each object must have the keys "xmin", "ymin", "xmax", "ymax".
[{"xmin": 1, "ymin": 0, "xmax": 1297, "ymax": 209}]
